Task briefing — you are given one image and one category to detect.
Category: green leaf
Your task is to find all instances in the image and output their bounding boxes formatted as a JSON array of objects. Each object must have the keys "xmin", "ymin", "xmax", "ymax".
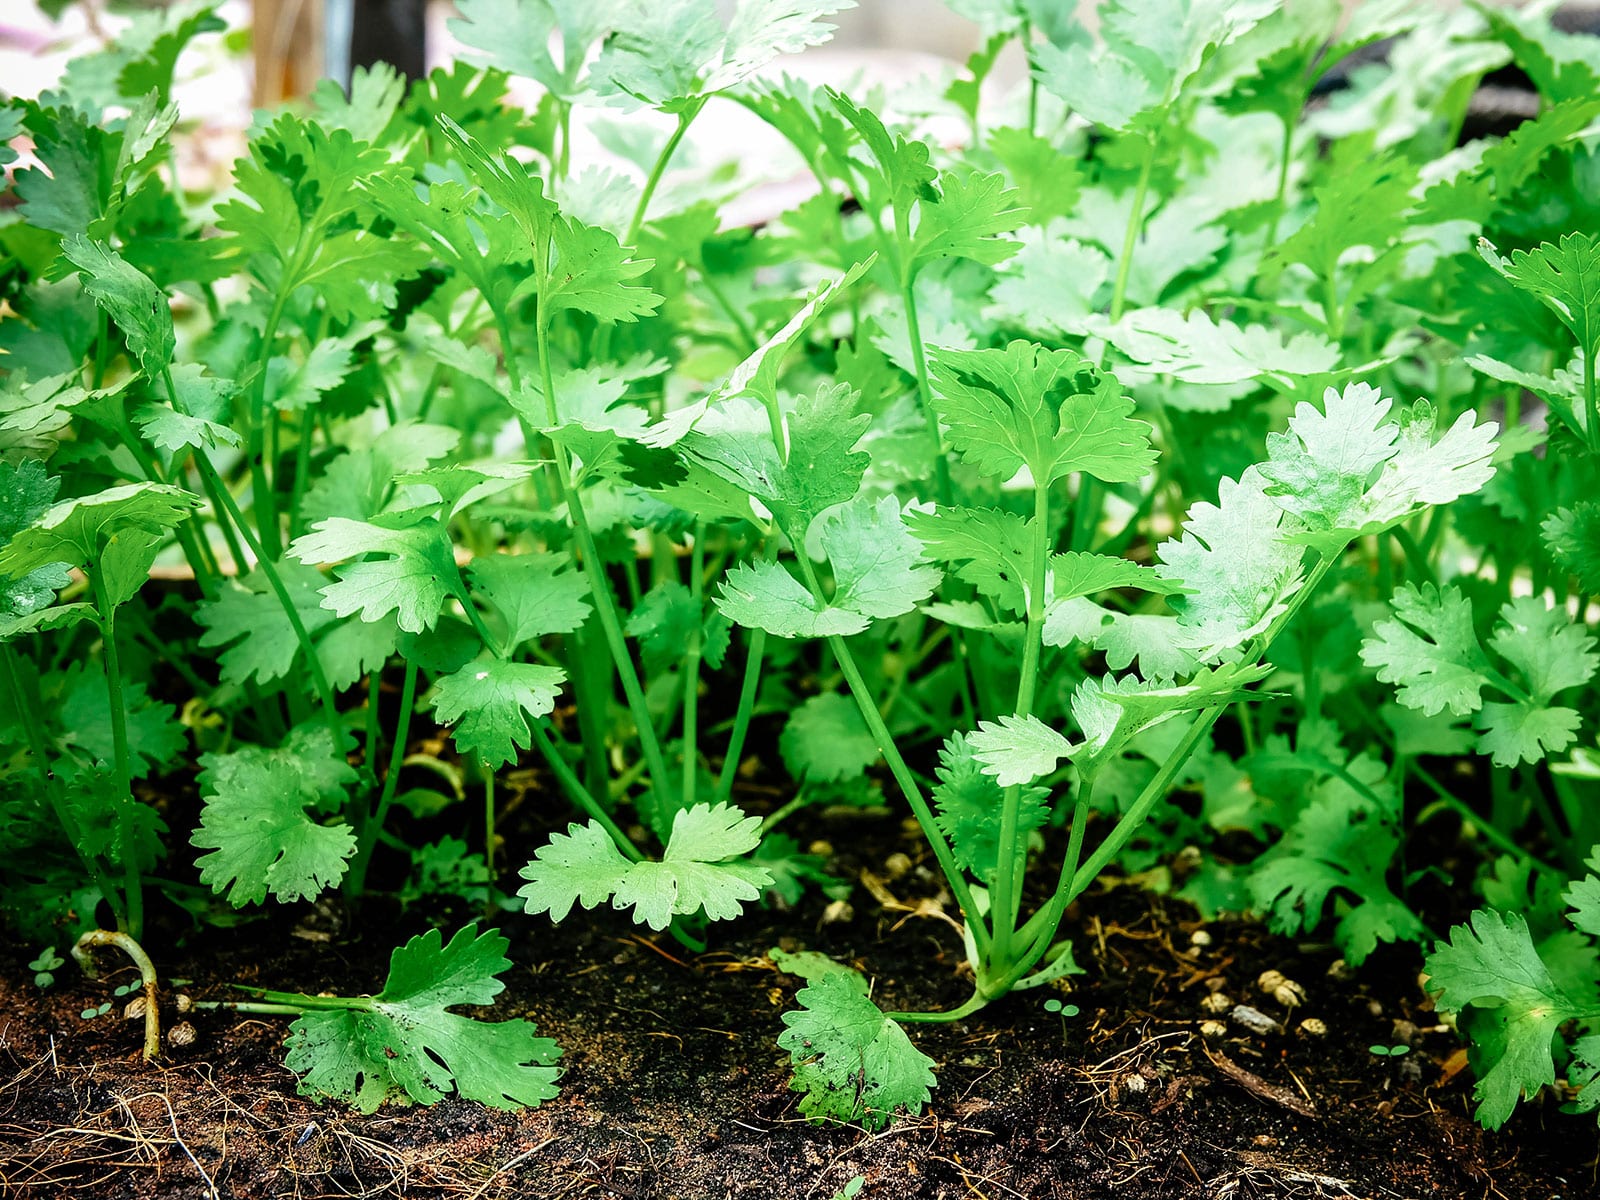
[
  {"xmin": 933, "ymin": 732, "xmax": 1049, "ymax": 886},
  {"xmin": 1479, "ymin": 234, "xmax": 1600, "ymax": 364},
  {"xmin": 626, "ymin": 581, "xmax": 716, "ymax": 674},
  {"xmin": 290, "ymin": 518, "xmax": 460, "ymax": 634},
  {"xmin": 1259, "ymin": 384, "xmax": 1499, "ymax": 548},
  {"xmin": 285, "ymin": 926, "xmax": 561, "ymax": 1112},
  {"xmin": 1097, "ymin": 308, "xmax": 1340, "ymax": 387},
  {"xmin": 987, "ymin": 126, "xmax": 1082, "ymax": 224},
  {"xmin": 520, "ymin": 803, "xmax": 772, "ymax": 930},
  {"xmin": 0, "ymin": 481, "xmax": 199, "ymax": 581},
  {"xmin": 59, "ymin": 235, "xmax": 173, "ymax": 379},
  {"xmin": 1155, "ymin": 467, "xmax": 1304, "ymax": 662},
  {"xmin": 195, "ymin": 561, "xmax": 339, "ymax": 686},
  {"xmin": 431, "ymin": 656, "xmax": 567, "ymax": 769},
  {"xmin": 308, "ymin": 63, "xmax": 406, "ymax": 144},
  {"xmin": 57, "ymin": 663, "xmax": 186, "ymax": 779},
  {"xmin": 0, "ymin": 460, "xmax": 69, "ymax": 620},
  {"xmin": 1426, "ymin": 910, "xmax": 1600, "ymax": 1129},
  {"xmin": 449, "ymin": 0, "xmax": 607, "ymax": 99},
  {"xmin": 541, "ymin": 218, "xmax": 663, "ymax": 323},
  {"xmin": 780, "ymin": 693, "xmax": 879, "ymax": 783},
  {"xmin": 191, "ymin": 726, "xmax": 359, "ymax": 907},
  {"xmin": 778, "ymin": 972, "xmax": 937, "ymax": 1131},
  {"xmin": 592, "ymin": 0, "xmax": 853, "ymax": 111},
  {"xmin": 469, "ymin": 553, "xmax": 592, "ymax": 653},
  {"xmin": 908, "ymin": 169, "xmax": 1026, "ymax": 272},
  {"xmin": 1543, "ymin": 503, "xmax": 1600, "ymax": 596},
  {"xmin": 967, "ymin": 714, "xmax": 1074, "ymax": 788},
  {"xmin": 929, "ymin": 341, "xmax": 1156, "ymax": 485},
  {"xmin": 716, "ymin": 495, "xmax": 938, "ymax": 638},
  {"xmin": 906, "ymin": 505, "xmax": 1033, "ymax": 615},
  {"xmin": 1360, "ymin": 583, "xmax": 1489, "ymax": 717}
]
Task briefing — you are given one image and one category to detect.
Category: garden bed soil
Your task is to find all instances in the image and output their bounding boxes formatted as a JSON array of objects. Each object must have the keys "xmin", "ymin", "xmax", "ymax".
[{"xmin": 3, "ymin": 800, "xmax": 1597, "ymax": 1200}]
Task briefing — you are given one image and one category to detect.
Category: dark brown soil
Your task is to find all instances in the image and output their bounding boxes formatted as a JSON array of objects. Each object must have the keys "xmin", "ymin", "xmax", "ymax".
[{"xmin": 1, "ymin": 803, "xmax": 1596, "ymax": 1200}]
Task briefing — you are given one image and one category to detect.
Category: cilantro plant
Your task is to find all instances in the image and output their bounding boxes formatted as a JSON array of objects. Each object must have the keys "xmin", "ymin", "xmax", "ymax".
[{"xmin": 2, "ymin": 0, "xmax": 1599, "ymax": 1135}]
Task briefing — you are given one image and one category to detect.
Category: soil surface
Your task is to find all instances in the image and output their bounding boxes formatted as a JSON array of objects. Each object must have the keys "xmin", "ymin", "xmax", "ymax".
[{"xmin": 2, "ymin": 799, "xmax": 1597, "ymax": 1200}]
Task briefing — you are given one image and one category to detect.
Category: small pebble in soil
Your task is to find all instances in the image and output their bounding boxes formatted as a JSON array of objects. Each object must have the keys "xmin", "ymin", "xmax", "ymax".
[
  {"xmin": 807, "ymin": 840, "xmax": 833, "ymax": 858},
  {"xmin": 167, "ymin": 1021, "xmax": 197, "ymax": 1047},
  {"xmin": 1391, "ymin": 1019, "xmax": 1419, "ymax": 1046},
  {"xmin": 1368, "ymin": 999, "xmax": 1384, "ymax": 1018},
  {"xmin": 1204, "ymin": 976, "xmax": 1227, "ymax": 993},
  {"xmin": 1231, "ymin": 1005, "xmax": 1284, "ymax": 1035},
  {"xmin": 883, "ymin": 852, "xmax": 912, "ymax": 880},
  {"xmin": 1189, "ymin": 929, "xmax": 1212, "ymax": 949},
  {"xmin": 820, "ymin": 899, "xmax": 854, "ymax": 926},
  {"xmin": 1200, "ymin": 1019, "xmax": 1228, "ymax": 1041},
  {"xmin": 1327, "ymin": 958, "xmax": 1355, "ymax": 981},
  {"xmin": 1299, "ymin": 1017, "xmax": 1328, "ymax": 1037},
  {"xmin": 1200, "ymin": 991, "xmax": 1232, "ymax": 1014},
  {"xmin": 1272, "ymin": 979, "xmax": 1309, "ymax": 1008}
]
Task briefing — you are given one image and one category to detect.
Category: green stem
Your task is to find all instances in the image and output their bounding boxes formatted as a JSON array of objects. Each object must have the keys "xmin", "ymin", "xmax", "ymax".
[
  {"xmin": 901, "ymin": 275, "xmax": 953, "ymax": 505},
  {"xmin": 889, "ymin": 990, "xmax": 989, "ymax": 1023},
  {"xmin": 990, "ymin": 478, "xmax": 1052, "ymax": 969},
  {"xmin": 536, "ymin": 302, "xmax": 675, "ymax": 806},
  {"xmin": 1585, "ymin": 341, "xmax": 1597, "ymax": 453},
  {"xmin": 681, "ymin": 521, "xmax": 706, "ymax": 813},
  {"xmin": 625, "ymin": 102, "xmax": 703, "ymax": 250},
  {"xmin": 345, "ymin": 660, "xmax": 417, "ymax": 897},
  {"xmin": 1264, "ymin": 108, "xmax": 1296, "ymax": 250},
  {"xmin": 482, "ymin": 759, "xmax": 496, "ymax": 912},
  {"xmin": 1109, "ymin": 131, "xmax": 1159, "ymax": 323},
  {"xmin": 529, "ymin": 722, "xmax": 643, "ymax": 862},
  {"xmin": 815, "ymin": 599, "xmax": 989, "ymax": 958},
  {"xmin": 757, "ymin": 789, "xmax": 811, "ymax": 837},
  {"xmin": 247, "ymin": 291, "xmax": 292, "ymax": 559},
  {"xmin": 193, "ymin": 452, "xmax": 341, "ymax": 739},
  {"xmin": 86, "ymin": 565, "xmax": 142, "ymax": 942},
  {"xmin": 715, "ymin": 622, "xmax": 769, "ymax": 806}
]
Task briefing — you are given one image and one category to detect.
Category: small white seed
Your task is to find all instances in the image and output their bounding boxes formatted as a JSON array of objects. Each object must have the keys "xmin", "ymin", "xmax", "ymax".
[
  {"xmin": 1327, "ymin": 959, "xmax": 1354, "ymax": 982},
  {"xmin": 1123, "ymin": 1073, "xmax": 1147, "ymax": 1095},
  {"xmin": 1189, "ymin": 929, "xmax": 1213, "ymax": 948},
  {"xmin": 883, "ymin": 852, "xmax": 912, "ymax": 880},
  {"xmin": 1257, "ymin": 969, "xmax": 1288, "ymax": 995},
  {"xmin": 174, "ymin": 993, "xmax": 193, "ymax": 1013},
  {"xmin": 806, "ymin": 840, "xmax": 834, "ymax": 858},
  {"xmin": 1200, "ymin": 1019, "xmax": 1228, "ymax": 1041},
  {"xmin": 1200, "ymin": 991, "xmax": 1232, "ymax": 1014},
  {"xmin": 1299, "ymin": 1017, "xmax": 1328, "ymax": 1037},
  {"xmin": 123, "ymin": 996, "xmax": 147, "ymax": 1021},
  {"xmin": 166, "ymin": 1021, "xmax": 197, "ymax": 1047}
]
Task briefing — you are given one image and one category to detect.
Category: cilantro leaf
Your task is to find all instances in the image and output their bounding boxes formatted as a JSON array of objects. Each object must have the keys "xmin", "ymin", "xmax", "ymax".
[
  {"xmin": 0, "ymin": 460, "xmax": 69, "ymax": 621},
  {"xmin": 1155, "ymin": 466, "xmax": 1304, "ymax": 662},
  {"xmin": 59, "ymin": 236, "xmax": 174, "ymax": 380},
  {"xmin": 1427, "ymin": 910, "xmax": 1600, "ymax": 1129},
  {"xmin": 908, "ymin": 169, "xmax": 1026, "ymax": 271},
  {"xmin": 285, "ymin": 925, "xmax": 561, "ymax": 1112},
  {"xmin": 778, "ymin": 971, "xmax": 937, "ymax": 1131},
  {"xmin": 716, "ymin": 495, "xmax": 937, "ymax": 638},
  {"xmin": 469, "ymin": 553, "xmax": 592, "ymax": 654},
  {"xmin": 0, "ymin": 482, "xmax": 199, "ymax": 582},
  {"xmin": 967, "ymin": 714, "xmax": 1075, "ymax": 788},
  {"xmin": 933, "ymin": 732, "xmax": 1049, "ymax": 886},
  {"xmin": 519, "ymin": 803, "xmax": 772, "ymax": 931},
  {"xmin": 929, "ymin": 341, "xmax": 1156, "ymax": 485},
  {"xmin": 191, "ymin": 726, "xmax": 359, "ymax": 907},
  {"xmin": 195, "ymin": 561, "xmax": 339, "ymax": 686},
  {"xmin": 290, "ymin": 518, "xmax": 460, "ymax": 634},
  {"xmin": 1259, "ymin": 383, "xmax": 1499, "ymax": 550},
  {"xmin": 593, "ymin": 0, "xmax": 853, "ymax": 112},
  {"xmin": 780, "ymin": 692, "xmax": 879, "ymax": 782},
  {"xmin": 1097, "ymin": 308, "xmax": 1340, "ymax": 387},
  {"xmin": 1479, "ymin": 234, "xmax": 1600, "ymax": 368},
  {"xmin": 449, "ymin": 0, "xmax": 607, "ymax": 100},
  {"xmin": 431, "ymin": 656, "xmax": 567, "ymax": 769},
  {"xmin": 1361, "ymin": 583, "xmax": 1489, "ymax": 717}
]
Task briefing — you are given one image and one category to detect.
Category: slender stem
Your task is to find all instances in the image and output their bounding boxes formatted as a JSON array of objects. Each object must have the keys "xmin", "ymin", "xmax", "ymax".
[
  {"xmin": 900, "ymin": 275, "xmax": 953, "ymax": 505},
  {"xmin": 990, "ymin": 479, "xmax": 1052, "ymax": 969},
  {"xmin": 757, "ymin": 789, "xmax": 811, "ymax": 837},
  {"xmin": 625, "ymin": 102, "xmax": 703, "ymax": 249},
  {"xmin": 87, "ymin": 564, "xmax": 143, "ymax": 942},
  {"xmin": 345, "ymin": 660, "xmax": 417, "ymax": 896},
  {"xmin": 529, "ymin": 722, "xmax": 643, "ymax": 862},
  {"xmin": 1264, "ymin": 109, "xmax": 1295, "ymax": 250},
  {"xmin": 1109, "ymin": 131, "xmax": 1159, "ymax": 323},
  {"xmin": 817, "ymin": 606, "xmax": 989, "ymax": 959},
  {"xmin": 536, "ymin": 299, "xmax": 675, "ymax": 805},
  {"xmin": 72, "ymin": 930, "xmax": 160, "ymax": 1060},
  {"xmin": 715, "ymin": 623, "xmax": 769, "ymax": 806},
  {"xmin": 247, "ymin": 291, "xmax": 292, "ymax": 558},
  {"xmin": 482, "ymin": 759, "xmax": 496, "ymax": 914},
  {"xmin": 188, "ymin": 454, "xmax": 249, "ymax": 577},
  {"xmin": 681, "ymin": 521, "xmax": 706, "ymax": 813},
  {"xmin": 194, "ymin": 452, "xmax": 341, "ymax": 738},
  {"xmin": 888, "ymin": 990, "xmax": 989, "ymax": 1023},
  {"xmin": 288, "ymin": 407, "xmax": 316, "ymax": 539},
  {"xmin": 1585, "ymin": 342, "xmax": 1597, "ymax": 452}
]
